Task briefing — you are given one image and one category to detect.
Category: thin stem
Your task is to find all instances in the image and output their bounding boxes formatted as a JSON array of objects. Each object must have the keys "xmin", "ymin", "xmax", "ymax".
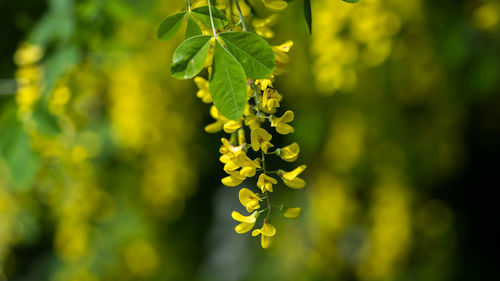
[
  {"xmin": 207, "ymin": 0, "xmax": 217, "ymax": 37},
  {"xmin": 233, "ymin": 0, "xmax": 247, "ymax": 31},
  {"xmin": 187, "ymin": 0, "xmax": 191, "ymax": 13},
  {"xmin": 258, "ymin": 207, "xmax": 269, "ymax": 214},
  {"xmin": 265, "ymin": 194, "xmax": 271, "ymax": 218}
]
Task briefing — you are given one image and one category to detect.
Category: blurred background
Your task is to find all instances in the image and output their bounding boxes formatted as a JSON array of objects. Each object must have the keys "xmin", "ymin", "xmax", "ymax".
[{"xmin": 0, "ymin": 0, "xmax": 499, "ymax": 280}]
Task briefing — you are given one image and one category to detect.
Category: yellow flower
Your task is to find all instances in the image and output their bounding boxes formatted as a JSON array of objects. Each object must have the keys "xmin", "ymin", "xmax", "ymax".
[
  {"xmin": 278, "ymin": 142, "xmax": 300, "ymax": 162},
  {"xmin": 272, "ymin": 41, "xmax": 293, "ymax": 75},
  {"xmin": 232, "ymin": 211, "xmax": 258, "ymax": 234},
  {"xmin": 283, "ymin": 207, "xmax": 301, "ymax": 219},
  {"xmin": 240, "ymin": 166, "xmax": 257, "ymax": 177},
  {"xmin": 262, "ymin": 88, "xmax": 282, "ymax": 112},
  {"xmin": 223, "ymin": 120, "xmax": 242, "ymax": 133},
  {"xmin": 239, "ymin": 188, "xmax": 262, "ymax": 212},
  {"xmin": 270, "ymin": 110, "xmax": 294, "ymax": 134},
  {"xmin": 222, "ymin": 170, "xmax": 246, "ymax": 187},
  {"xmin": 244, "ymin": 113, "xmax": 261, "ymax": 130},
  {"xmin": 205, "ymin": 106, "xmax": 225, "ymax": 133},
  {"xmin": 252, "ymin": 221, "xmax": 276, "ymax": 248},
  {"xmin": 251, "ymin": 128, "xmax": 274, "ymax": 153},
  {"xmin": 279, "ymin": 165, "xmax": 306, "ymax": 189},
  {"xmin": 194, "ymin": 76, "xmax": 212, "ymax": 103},
  {"xmin": 14, "ymin": 44, "xmax": 43, "ymax": 66},
  {"xmin": 262, "ymin": 0, "xmax": 288, "ymax": 12},
  {"xmin": 252, "ymin": 14, "xmax": 279, "ymax": 38},
  {"xmin": 257, "ymin": 174, "xmax": 277, "ymax": 193},
  {"xmin": 255, "ymin": 77, "xmax": 274, "ymax": 91}
]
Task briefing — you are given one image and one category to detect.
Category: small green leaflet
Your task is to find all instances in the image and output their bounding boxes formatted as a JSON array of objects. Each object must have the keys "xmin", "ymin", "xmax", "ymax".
[
  {"xmin": 304, "ymin": 0, "xmax": 312, "ymax": 35},
  {"xmin": 171, "ymin": 35, "xmax": 211, "ymax": 79},
  {"xmin": 219, "ymin": 32, "xmax": 275, "ymax": 79},
  {"xmin": 158, "ymin": 12, "xmax": 187, "ymax": 41},
  {"xmin": 342, "ymin": 0, "xmax": 360, "ymax": 3},
  {"xmin": 192, "ymin": 6, "xmax": 228, "ymax": 29},
  {"xmin": 209, "ymin": 41, "xmax": 247, "ymax": 120},
  {"xmin": 185, "ymin": 14, "xmax": 203, "ymax": 39}
]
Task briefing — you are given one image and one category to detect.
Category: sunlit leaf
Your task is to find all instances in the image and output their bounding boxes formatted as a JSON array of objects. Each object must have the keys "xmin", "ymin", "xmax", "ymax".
[
  {"xmin": 192, "ymin": 6, "xmax": 228, "ymax": 29},
  {"xmin": 171, "ymin": 35, "xmax": 212, "ymax": 79},
  {"xmin": 157, "ymin": 12, "xmax": 186, "ymax": 41},
  {"xmin": 304, "ymin": 0, "xmax": 312, "ymax": 34},
  {"xmin": 185, "ymin": 14, "xmax": 203, "ymax": 39},
  {"xmin": 209, "ymin": 41, "xmax": 247, "ymax": 120},
  {"xmin": 219, "ymin": 32, "xmax": 275, "ymax": 79}
]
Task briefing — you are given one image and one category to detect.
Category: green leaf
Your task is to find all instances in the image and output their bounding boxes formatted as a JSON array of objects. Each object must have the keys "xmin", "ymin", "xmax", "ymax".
[
  {"xmin": 209, "ymin": 41, "xmax": 247, "ymax": 120},
  {"xmin": 304, "ymin": 0, "xmax": 312, "ymax": 35},
  {"xmin": 171, "ymin": 35, "xmax": 212, "ymax": 79},
  {"xmin": 192, "ymin": 6, "xmax": 228, "ymax": 29},
  {"xmin": 185, "ymin": 14, "xmax": 203, "ymax": 39},
  {"xmin": 342, "ymin": 0, "xmax": 360, "ymax": 3},
  {"xmin": 157, "ymin": 12, "xmax": 187, "ymax": 41},
  {"xmin": 0, "ymin": 107, "xmax": 40, "ymax": 190},
  {"xmin": 219, "ymin": 32, "xmax": 275, "ymax": 79}
]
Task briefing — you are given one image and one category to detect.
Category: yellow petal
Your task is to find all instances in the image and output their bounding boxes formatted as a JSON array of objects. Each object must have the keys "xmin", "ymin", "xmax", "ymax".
[
  {"xmin": 204, "ymin": 121, "xmax": 223, "ymax": 133},
  {"xmin": 223, "ymin": 120, "xmax": 242, "ymax": 133},
  {"xmin": 263, "ymin": 0, "xmax": 288, "ymax": 11},
  {"xmin": 219, "ymin": 155, "xmax": 231, "ymax": 163},
  {"xmin": 276, "ymin": 123, "xmax": 294, "ymax": 134},
  {"xmin": 274, "ymin": 40, "xmax": 294, "ymax": 53},
  {"xmin": 235, "ymin": 222, "xmax": 254, "ymax": 234},
  {"xmin": 283, "ymin": 207, "xmax": 301, "ymax": 219},
  {"xmin": 252, "ymin": 229, "xmax": 261, "ymax": 237},
  {"xmin": 281, "ymin": 110, "xmax": 294, "ymax": 122},
  {"xmin": 239, "ymin": 188, "xmax": 261, "ymax": 207},
  {"xmin": 222, "ymin": 175, "xmax": 244, "ymax": 187},
  {"xmin": 245, "ymin": 200, "xmax": 260, "ymax": 213},
  {"xmin": 282, "ymin": 165, "xmax": 307, "ymax": 181},
  {"xmin": 261, "ymin": 222, "xmax": 276, "ymax": 236},
  {"xmin": 231, "ymin": 211, "xmax": 256, "ymax": 223},
  {"xmin": 240, "ymin": 166, "xmax": 256, "ymax": 177},
  {"xmin": 280, "ymin": 142, "xmax": 300, "ymax": 162},
  {"xmin": 282, "ymin": 177, "xmax": 306, "ymax": 189},
  {"xmin": 261, "ymin": 234, "xmax": 273, "ymax": 248}
]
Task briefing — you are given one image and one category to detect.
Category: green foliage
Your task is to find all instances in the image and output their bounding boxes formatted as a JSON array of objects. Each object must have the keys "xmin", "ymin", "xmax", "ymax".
[
  {"xmin": 157, "ymin": 12, "xmax": 186, "ymax": 41},
  {"xmin": 219, "ymin": 32, "xmax": 275, "ymax": 79},
  {"xmin": 0, "ymin": 107, "xmax": 40, "ymax": 189},
  {"xmin": 191, "ymin": 6, "xmax": 228, "ymax": 29},
  {"xmin": 185, "ymin": 14, "xmax": 203, "ymax": 39},
  {"xmin": 304, "ymin": 0, "xmax": 312, "ymax": 34},
  {"xmin": 209, "ymin": 41, "xmax": 247, "ymax": 120},
  {"xmin": 342, "ymin": 0, "xmax": 360, "ymax": 3},
  {"xmin": 170, "ymin": 35, "xmax": 211, "ymax": 79}
]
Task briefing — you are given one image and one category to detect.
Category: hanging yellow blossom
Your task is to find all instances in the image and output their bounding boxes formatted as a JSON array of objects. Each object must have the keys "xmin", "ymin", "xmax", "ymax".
[
  {"xmin": 257, "ymin": 173, "xmax": 278, "ymax": 193},
  {"xmin": 252, "ymin": 221, "xmax": 277, "ymax": 248},
  {"xmin": 239, "ymin": 188, "xmax": 263, "ymax": 212},
  {"xmin": 232, "ymin": 211, "xmax": 258, "ymax": 234},
  {"xmin": 222, "ymin": 169, "xmax": 247, "ymax": 187},
  {"xmin": 262, "ymin": 88, "xmax": 282, "ymax": 112},
  {"xmin": 279, "ymin": 165, "xmax": 307, "ymax": 189},
  {"xmin": 251, "ymin": 128, "xmax": 274, "ymax": 153},
  {"xmin": 278, "ymin": 142, "xmax": 300, "ymax": 162},
  {"xmin": 270, "ymin": 110, "xmax": 294, "ymax": 134}
]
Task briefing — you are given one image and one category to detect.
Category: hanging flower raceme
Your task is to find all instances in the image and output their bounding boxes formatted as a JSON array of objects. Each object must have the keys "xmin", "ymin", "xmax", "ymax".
[{"xmin": 157, "ymin": 0, "xmax": 312, "ymax": 248}]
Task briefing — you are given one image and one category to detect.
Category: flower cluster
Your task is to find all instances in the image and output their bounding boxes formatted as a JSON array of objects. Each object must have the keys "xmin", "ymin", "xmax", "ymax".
[
  {"xmin": 198, "ymin": 72, "xmax": 306, "ymax": 248},
  {"xmin": 161, "ymin": 0, "xmax": 305, "ymax": 248}
]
